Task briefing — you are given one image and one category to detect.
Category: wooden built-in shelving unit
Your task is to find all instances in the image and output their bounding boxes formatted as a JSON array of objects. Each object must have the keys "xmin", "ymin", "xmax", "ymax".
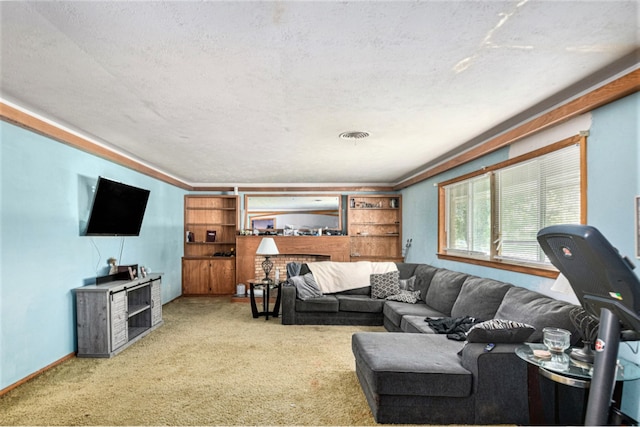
[
  {"xmin": 182, "ymin": 195, "xmax": 238, "ymax": 295},
  {"xmin": 347, "ymin": 195, "xmax": 403, "ymax": 262}
]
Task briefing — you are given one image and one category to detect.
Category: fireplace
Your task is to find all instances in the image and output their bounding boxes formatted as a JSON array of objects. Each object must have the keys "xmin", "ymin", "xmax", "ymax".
[
  {"xmin": 253, "ymin": 254, "xmax": 330, "ymax": 280},
  {"xmin": 236, "ymin": 235, "xmax": 351, "ymax": 285}
]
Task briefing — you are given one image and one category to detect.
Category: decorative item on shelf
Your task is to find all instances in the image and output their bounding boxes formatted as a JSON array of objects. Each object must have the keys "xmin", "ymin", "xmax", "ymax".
[
  {"xmin": 256, "ymin": 237, "xmax": 279, "ymax": 283},
  {"xmin": 127, "ymin": 266, "xmax": 137, "ymax": 281},
  {"xmin": 390, "ymin": 198, "xmax": 398, "ymax": 208},
  {"xmin": 117, "ymin": 264, "xmax": 139, "ymax": 281},
  {"xmin": 107, "ymin": 257, "xmax": 118, "ymax": 274},
  {"xmin": 569, "ymin": 306, "xmax": 599, "ymax": 363},
  {"xmin": 359, "ymin": 201, "xmax": 383, "ymax": 208},
  {"xmin": 186, "ymin": 231, "xmax": 194, "ymax": 242},
  {"xmin": 205, "ymin": 230, "xmax": 217, "ymax": 242}
]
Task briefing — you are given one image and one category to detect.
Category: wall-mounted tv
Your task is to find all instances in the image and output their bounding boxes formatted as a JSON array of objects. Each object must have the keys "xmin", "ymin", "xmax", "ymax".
[{"xmin": 85, "ymin": 177, "xmax": 150, "ymax": 236}]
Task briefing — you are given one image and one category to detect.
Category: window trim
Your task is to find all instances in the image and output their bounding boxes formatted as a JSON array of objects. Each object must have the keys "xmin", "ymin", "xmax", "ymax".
[{"xmin": 437, "ymin": 134, "xmax": 587, "ymax": 278}]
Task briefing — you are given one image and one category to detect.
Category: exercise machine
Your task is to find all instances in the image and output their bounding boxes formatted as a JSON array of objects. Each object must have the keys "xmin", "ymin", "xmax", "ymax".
[{"xmin": 537, "ymin": 224, "xmax": 640, "ymax": 426}]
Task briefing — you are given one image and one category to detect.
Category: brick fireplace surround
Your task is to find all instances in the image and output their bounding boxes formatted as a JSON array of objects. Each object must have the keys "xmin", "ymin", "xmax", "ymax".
[
  {"xmin": 235, "ymin": 235, "xmax": 351, "ymax": 285},
  {"xmin": 253, "ymin": 254, "xmax": 329, "ymax": 281}
]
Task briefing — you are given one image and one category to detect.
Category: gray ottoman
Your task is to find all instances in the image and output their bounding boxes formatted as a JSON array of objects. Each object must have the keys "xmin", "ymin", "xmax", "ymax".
[{"xmin": 351, "ymin": 332, "xmax": 474, "ymax": 424}]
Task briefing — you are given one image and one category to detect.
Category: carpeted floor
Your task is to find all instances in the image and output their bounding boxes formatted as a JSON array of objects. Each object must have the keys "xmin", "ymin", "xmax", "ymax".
[{"xmin": 0, "ymin": 297, "xmax": 386, "ymax": 426}]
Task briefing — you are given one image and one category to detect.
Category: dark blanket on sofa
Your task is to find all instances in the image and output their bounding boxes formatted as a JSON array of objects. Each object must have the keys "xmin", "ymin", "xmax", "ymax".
[{"xmin": 425, "ymin": 316, "xmax": 481, "ymax": 340}]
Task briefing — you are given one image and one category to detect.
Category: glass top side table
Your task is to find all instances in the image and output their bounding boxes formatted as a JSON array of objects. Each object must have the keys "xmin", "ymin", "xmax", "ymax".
[
  {"xmin": 516, "ymin": 343, "xmax": 640, "ymax": 387},
  {"xmin": 248, "ymin": 279, "xmax": 282, "ymax": 320}
]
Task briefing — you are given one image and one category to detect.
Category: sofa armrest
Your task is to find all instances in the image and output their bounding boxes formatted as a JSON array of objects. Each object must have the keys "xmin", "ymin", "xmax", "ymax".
[
  {"xmin": 460, "ymin": 343, "xmax": 530, "ymax": 425},
  {"xmin": 281, "ymin": 285, "xmax": 297, "ymax": 325}
]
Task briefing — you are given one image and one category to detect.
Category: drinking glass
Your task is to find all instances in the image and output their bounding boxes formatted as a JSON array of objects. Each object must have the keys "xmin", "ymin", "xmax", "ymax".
[{"xmin": 542, "ymin": 327, "xmax": 571, "ymax": 371}]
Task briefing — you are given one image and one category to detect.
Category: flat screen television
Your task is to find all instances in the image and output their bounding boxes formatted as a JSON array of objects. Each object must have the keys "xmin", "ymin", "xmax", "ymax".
[{"xmin": 85, "ymin": 177, "xmax": 150, "ymax": 236}]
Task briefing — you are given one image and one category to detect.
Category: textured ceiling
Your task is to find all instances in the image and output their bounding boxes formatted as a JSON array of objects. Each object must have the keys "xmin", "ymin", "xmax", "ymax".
[{"xmin": 1, "ymin": 1, "xmax": 638, "ymax": 187}]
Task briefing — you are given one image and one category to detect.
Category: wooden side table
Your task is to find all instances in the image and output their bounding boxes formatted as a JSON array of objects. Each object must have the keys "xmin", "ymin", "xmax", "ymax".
[{"xmin": 248, "ymin": 279, "xmax": 282, "ymax": 320}]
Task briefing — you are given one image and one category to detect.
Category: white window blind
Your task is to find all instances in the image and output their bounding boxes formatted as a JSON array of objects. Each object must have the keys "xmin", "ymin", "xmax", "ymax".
[
  {"xmin": 441, "ymin": 141, "xmax": 582, "ymax": 269},
  {"xmin": 495, "ymin": 144, "xmax": 581, "ymax": 264},
  {"xmin": 445, "ymin": 174, "xmax": 491, "ymax": 255}
]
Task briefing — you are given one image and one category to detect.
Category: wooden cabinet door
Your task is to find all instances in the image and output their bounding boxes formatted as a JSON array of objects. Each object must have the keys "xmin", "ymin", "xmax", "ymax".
[
  {"xmin": 110, "ymin": 290, "xmax": 128, "ymax": 351},
  {"xmin": 182, "ymin": 258, "xmax": 236, "ymax": 295},
  {"xmin": 208, "ymin": 259, "xmax": 235, "ymax": 295},
  {"xmin": 182, "ymin": 259, "xmax": 211, "ymax": 295}
]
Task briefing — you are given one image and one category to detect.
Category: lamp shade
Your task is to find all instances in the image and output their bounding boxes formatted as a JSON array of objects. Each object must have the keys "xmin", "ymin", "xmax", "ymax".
[{"xmin": 256, "ymin": 237, "xmax": 279, "ymax": 255}]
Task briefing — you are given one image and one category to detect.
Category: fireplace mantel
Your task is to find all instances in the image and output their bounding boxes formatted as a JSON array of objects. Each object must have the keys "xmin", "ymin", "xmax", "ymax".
[{"xmin": 236, "ymin": 235, "xmax": 350, "ymax": 284}]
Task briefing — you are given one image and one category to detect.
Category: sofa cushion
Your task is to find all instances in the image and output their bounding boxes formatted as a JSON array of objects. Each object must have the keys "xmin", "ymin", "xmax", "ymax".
[
  {"xmin": 295, "ymin": 295, "xmax": 339, "ymax": 312},
  {"xmin": 371, "ymin": 271, "xmax": 401, "ymax": 299},
  {"xmin": 494, "ymin": 287, "xmax": 578, "ymax": 343},
  {"xmin": 450, "ymin": 277, "xmax": 513, "ymax": 320},
  {"xmin": 400, "ymin": 315, "xmax": 438, "ymax": 333},
  {"xmin": 352, "ymin": 332, "xmax": 471, "ymax": 397},
  {"xmin": 386, "ymin": 290, "xmax": 421, "ymax": 304},
  {"xmin": 466, "ymin": 319, "xmax": 535, "ymax": 343},
  {"xmin": 336, "ymin": 294, "xmax": 385, "ymax": 313},
  {"xmin": 383, "ymin": 301, "xmax": 446, "ymax": 329},
  {"xmin": 399, "ymin": 276, "xmax": 416, "ymax": 291},
  {"xmin": 424, "ymin": 269, "xmax": 468, "ymax": 316},
  {"xmin": 396, "ymin": 263, "xmax": 419, "ymax": 280},
  {"xmin": 414, "ymin": 264, "xmax": 439, "ymax": 301},
  {"xmin": 299, "ymin": 263, "xmax": 311, "ymax": 276},
  {"xmin": 337, "ymin": 286, "xmax": 371, "ymax": 296}
]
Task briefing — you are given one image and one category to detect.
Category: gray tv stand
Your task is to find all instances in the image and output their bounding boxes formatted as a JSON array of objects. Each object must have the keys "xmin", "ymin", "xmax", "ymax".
[{"xmin": 75, "ymin": 274, "xmax": 163, "ymax": 357}]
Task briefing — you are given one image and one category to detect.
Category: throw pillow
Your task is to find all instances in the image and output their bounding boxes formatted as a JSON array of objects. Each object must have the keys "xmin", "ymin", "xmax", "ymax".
[
  {"xmin": 386, "ymin": 289, "xmax": 421, "ymax": 303},
  {"xmin": 289, "ymin": 273, "xmax": 323, "ymax": 300},
  {"xmin": 466, "ymin": 319, "xmax": 536, "ymax": 343},
  {"xmin": 370, "ymin": 271, "xmax": 401, "ymax": 299},
  {"xmin": 398, "ymin": 275, "xmax": 416, "ymax": 291}
]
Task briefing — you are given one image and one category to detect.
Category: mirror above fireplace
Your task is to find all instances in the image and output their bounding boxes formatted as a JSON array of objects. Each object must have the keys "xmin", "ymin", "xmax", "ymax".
[{"xmin": 244, "ymin": 194, "xmax": 342, "ymax": 233}]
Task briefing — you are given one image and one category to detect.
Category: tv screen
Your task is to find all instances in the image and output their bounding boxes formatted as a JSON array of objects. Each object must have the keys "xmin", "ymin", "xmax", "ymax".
[{"xmin": 85, "ymin": 177, "xmax": 150, "ymax": 236}]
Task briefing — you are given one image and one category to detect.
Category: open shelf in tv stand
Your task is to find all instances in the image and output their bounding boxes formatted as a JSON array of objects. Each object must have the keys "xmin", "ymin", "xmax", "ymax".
[{"xmin": 74, "ymin": 273, "xmax": 163, "ymax": 358}]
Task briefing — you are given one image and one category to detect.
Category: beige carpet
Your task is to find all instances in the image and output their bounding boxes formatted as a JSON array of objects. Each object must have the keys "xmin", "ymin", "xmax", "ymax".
[{"xmin": 0, "ymin": 297, "xmax": 385, "ymax": 426}]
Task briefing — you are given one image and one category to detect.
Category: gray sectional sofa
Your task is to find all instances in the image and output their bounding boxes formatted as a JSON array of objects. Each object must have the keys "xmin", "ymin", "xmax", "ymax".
[
  {"xmin": 281, "ymin": 262, "xmax": 580, "ymax": 425},
  {"xmin": 280, "ymin": 282, "xmax": 385, "ymax": 326}
]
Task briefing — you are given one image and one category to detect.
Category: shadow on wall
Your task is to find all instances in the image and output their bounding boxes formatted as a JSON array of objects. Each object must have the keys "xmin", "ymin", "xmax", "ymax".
[{"xmin": 77, "ymin": 174, "xmax": 97, "ymax": 235}]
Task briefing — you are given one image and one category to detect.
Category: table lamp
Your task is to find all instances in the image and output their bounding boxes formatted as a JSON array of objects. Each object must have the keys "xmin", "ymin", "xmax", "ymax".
[{"xmin": 256, "ymin": 237, "xmax": 279, "ymax": 283}]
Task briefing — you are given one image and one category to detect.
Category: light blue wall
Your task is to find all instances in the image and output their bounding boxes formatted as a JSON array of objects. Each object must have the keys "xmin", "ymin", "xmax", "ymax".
[
  {"xmin": 1, "ymin": 121, "xmax": 185, "ymax": 390},
  {"xmin": 587, "ymin": 92, "xmax": 639, "ymax": 419},
  {"xmin": 401, "ymin": 92, "xmax": 640, "ymax": 420}
]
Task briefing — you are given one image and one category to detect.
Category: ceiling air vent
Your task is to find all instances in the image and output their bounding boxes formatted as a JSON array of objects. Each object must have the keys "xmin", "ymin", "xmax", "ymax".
[{"xmin": 339, "ymin": 131, "xmax": 370, "ymax": 140}]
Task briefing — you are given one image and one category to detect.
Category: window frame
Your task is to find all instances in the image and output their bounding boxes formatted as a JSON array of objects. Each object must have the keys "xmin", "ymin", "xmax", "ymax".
[{"xmin": 437, "ymin": 134, "xmax": 587, "ymax": 278}]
